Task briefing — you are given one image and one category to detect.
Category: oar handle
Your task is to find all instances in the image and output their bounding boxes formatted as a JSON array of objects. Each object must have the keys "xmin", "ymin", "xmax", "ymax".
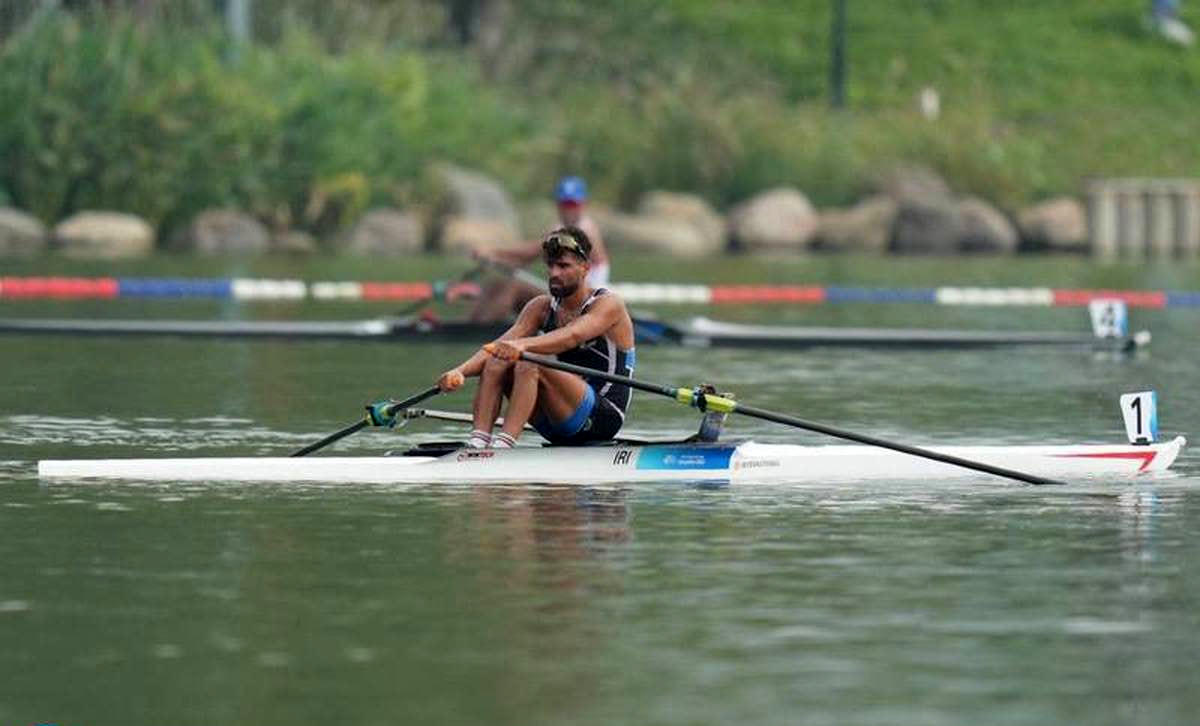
[
  {"xmin": 290, "ymin": 386, "xmax": 442, "ymax": 457},
  {"xmin": 518, "ymin": 352, "xmax": 1064, "ymax": 486}
]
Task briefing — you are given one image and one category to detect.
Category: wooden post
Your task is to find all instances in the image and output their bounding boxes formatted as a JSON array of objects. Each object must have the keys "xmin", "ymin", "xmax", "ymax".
[
  {"xmin": 1182, "ymin": 185, "xmax": 1200, "ymax": 259},
  {"xmin": 1089, "ymin": 178, "xmax": 1200, "ymax": 260}
]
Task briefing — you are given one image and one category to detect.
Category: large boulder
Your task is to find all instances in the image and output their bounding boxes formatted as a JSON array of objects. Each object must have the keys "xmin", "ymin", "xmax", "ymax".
[
  {"xmin": 889, "ymin": 196, "xmax": 965, "ymax": 254},
  {"xmin": 1018, "ymin": 197, "xmax": 1088, "ymax": 252},
  {"xmin": 272, "ymin": 230, "xmax": 319, "ymax": 255},
  {"xmin": 0, "ymin": 208, "xmax": 48, "ymax": 257},
  {"xmin": 872, "ymin": 164, "xmax": 954, "ymax": 204},
  {"xmin": 53, "ymin": 211, "xmax": 154, "ymax": 258},
  {"xmin": 728, "ymin": 188, "xmax": 818, "ymax": 253},
  {"xmin": 592, "ymin": 207, "xmax": 717, "ymax": 257},
  {"xmin": 438, "ymin": 217, "xmax": 519, "ymax": 255},
  {"xmin": 874, "ymin": 164, "xmax": 964, "ymax": 254},
  {"xmin": 428, "ymin": 163, "xmax": 519, "ymax": 247},
  {"xmin": 637, "ymin": 191, "xmax": 726, "ymax": 254},
  {"xmin": 344, "ymin": 208, "xmax": 425, "ymax": 255},
  {"xmin": 812, "ymin": 195, "xmax": 897, "ymax": 253},
  {"xmin": 518, "ymin": 199, "xmax": 559, "ymax": 239},
  {"xmin": 175, "ymin": 209, "xmax": 270, "ymax": 255},
  {"xmin": 957, "ymin": 197, "xmax": 1019, "ymax": 254}
]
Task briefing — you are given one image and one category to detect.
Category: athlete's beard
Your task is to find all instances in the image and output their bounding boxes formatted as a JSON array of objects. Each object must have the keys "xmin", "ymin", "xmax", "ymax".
[{"xmin": 549, "ymin": 280, "xmax": 578, "ymax": 299}]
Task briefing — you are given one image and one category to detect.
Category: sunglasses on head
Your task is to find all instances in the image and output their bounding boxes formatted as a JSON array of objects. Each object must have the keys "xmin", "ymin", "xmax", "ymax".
[{"xmin": 542, "ymin": 233, "xmax": 589, "ymax": 262}]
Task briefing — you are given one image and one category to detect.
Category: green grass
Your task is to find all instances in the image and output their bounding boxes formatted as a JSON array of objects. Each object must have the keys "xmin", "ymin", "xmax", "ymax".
[{"xmin": 1, "ymin": 1, "xmax": 1196, "ymax": 235}]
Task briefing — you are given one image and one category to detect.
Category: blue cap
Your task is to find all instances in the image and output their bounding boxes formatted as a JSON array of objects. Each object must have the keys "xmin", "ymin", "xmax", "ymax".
[{"xmin": 555, "ymin": 176, "xmax": 587, "ymax": 203}]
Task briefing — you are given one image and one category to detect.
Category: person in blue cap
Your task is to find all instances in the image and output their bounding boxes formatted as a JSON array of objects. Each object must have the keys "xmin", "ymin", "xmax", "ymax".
[{"xmin": 470, "ymin": 175, "xmax": 611, "ymax": 322}]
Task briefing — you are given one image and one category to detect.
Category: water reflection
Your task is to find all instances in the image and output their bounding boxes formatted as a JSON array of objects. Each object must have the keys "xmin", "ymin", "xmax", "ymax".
[
  {"xmin": 447, "ymin": 484, "xmax": 632, "ymax": 591},
  {"xmin": 1116, "ymin": 489, "xmax": 1160, "ymax": 564}
]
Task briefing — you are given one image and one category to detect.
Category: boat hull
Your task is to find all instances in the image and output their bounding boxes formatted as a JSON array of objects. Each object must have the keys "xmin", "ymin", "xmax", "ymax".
[
  {"xmin": 37, "ymin": 437, "xmax": 1186, "ymax": 485},
  {"xmin": 0, "ymin": 316, "xmax": 1146, "ymax": 351}
]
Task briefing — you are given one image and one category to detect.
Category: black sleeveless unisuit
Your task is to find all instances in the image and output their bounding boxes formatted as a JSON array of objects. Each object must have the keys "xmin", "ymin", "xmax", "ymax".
[{"xmin": 536, "ymin": 288, "xmax": 635, "ymax": 442}]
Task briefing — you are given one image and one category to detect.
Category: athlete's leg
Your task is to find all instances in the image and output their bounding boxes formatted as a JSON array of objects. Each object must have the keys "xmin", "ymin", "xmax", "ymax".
[
  {"xmin": 500, "ymin": 365, "xmax": 591, "ymax": 441},
  {"xmin": 473, "ymin": 354, "xmax": 514, "ymax": 434}
]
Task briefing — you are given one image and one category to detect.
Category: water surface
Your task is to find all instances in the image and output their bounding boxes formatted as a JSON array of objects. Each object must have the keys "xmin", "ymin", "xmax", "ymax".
[{"xmin": 2, "ymin": 267, "xmax": 1198, "ymax": 726}]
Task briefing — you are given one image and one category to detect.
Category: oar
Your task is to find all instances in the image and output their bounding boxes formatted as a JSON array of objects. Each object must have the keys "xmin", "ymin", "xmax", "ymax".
[
  {"xmin": 475, "ymin": 254, "xmax": 546, "ymax": 289},
  {"xmin": 394, "ymin": 263, "xmax": 488, "ymax": 317},
  {"xmin": 290, "ymin": 386, "xmax": 441, "ymax": 457},
  {"xmin": 402, "ymin": 407, "xmax": 534, "ymax": 430},
  {"xmin": 517, "ymin": 352, "xmax": 1065, "ymax": 486}
]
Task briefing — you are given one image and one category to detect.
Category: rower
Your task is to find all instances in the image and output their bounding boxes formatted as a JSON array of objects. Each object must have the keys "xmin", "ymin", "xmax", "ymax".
[
  {"xmin": 468, "ymin": 176, "xmax": 611, "ymax": 323},
  {"xmin": 436, "ymin": 226, "xmax": 635, "ymax": 448}
]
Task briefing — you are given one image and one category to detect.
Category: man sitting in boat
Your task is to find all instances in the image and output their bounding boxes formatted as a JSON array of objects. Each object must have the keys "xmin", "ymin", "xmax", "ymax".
[
  {"xmin": 436, "ymin": 226, "xmax": 634, "ymax": 449},
  {"xmin": 468, "ymin": 176, "xmax": 611, "ymax": 322}
]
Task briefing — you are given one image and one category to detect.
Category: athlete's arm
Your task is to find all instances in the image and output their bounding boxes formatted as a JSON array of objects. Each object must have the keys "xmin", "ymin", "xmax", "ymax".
[
  {"xmin": 578, "ymin": 217, "xmax": 608, "ymax": 263},
  {"xmin": 438, "ymin": 296, "xmax": 549, "ymax": 389},
  {"xmin": 496, "ymin": 294, "xmax": 624, "ymax": 357}
]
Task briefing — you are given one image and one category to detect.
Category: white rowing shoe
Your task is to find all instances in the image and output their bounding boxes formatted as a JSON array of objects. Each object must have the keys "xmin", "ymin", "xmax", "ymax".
[{"xmin": 37, "ymin": 437, "xmax": 1185, "ymax": 485}]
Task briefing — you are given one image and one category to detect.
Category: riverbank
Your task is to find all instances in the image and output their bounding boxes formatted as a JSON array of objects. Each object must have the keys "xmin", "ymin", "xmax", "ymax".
[{"xmin": 2, "ymin": 3, "xmax": 1197, "ymax": 255}]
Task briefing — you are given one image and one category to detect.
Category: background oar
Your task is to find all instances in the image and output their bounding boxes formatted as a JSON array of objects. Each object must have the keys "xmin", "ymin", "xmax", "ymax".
[
  {"xmin": 394, "ymin": 263, "xmax": 488, "ymax": 318},
  {"xmin": 518, "ymin": 352, "xmax": 1064, "ymax": 486},
  {"xmin": 291, "ymin": 386, "xmax": 441, "ymax": 457},
  {"xmin": 475, "ymin": 254, "xmax": 546, "ymax": 289}
]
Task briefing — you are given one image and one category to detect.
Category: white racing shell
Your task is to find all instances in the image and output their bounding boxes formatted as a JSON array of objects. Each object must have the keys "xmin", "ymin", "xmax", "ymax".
[{"xmin": 38, "ymin": 437, "xmax": 1186, "ymax": 485}]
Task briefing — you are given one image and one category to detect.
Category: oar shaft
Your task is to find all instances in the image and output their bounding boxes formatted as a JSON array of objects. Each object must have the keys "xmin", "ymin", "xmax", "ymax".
[
  {"xmin": 291, "ymin": 386, "xmax": 441, "ymax": 457},
  {"xmin": 519, "ymin": 352, "xmax": 1063, "ymax": 486},
  {"xmin": 291, "ymin": 420, "xmax": 368, "ymax": 458},
  {"xmin": 521, "ymin": 352, "xmax": 678, "ymax": 397},
  {"xmin": 478, "ymin": 256, "xmax": 546, "ymax": 289},
  {"xmin": 732, "ymin": 402, "xmax": 1060, "ymax": 486}
]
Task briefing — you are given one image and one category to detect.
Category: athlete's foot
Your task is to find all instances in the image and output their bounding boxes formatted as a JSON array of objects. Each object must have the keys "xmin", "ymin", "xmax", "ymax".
[
  {"xmin": 467, "ymin": 430, "xmax": 491, "ymax": 449},
  {"xmin": 491, "ymin": 432, "xmax": 517, "ymax": 449}
]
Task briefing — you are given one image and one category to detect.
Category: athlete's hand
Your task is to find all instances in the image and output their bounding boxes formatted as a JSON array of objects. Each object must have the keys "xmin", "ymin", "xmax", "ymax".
[
  {"xmin": 444, "ymin": 281, "xmax": 482, "ymax": 302},
  {"xmin": 484, "ymin": 339, "xmax": 526, "ymax": 362},
  {"xmin": 470, "ymin": 247, "xmax": 497, "ymax": 263},
  {"xmin": 437, "ymin": 368, "xmax": 466, "ymax": 392}
]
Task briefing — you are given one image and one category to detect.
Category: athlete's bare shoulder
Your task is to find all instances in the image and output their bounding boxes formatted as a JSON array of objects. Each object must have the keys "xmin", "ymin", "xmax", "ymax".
[
  {"xmin": 593, "ymin": 286, "xmax": 625, "ymax": 308},
  {"xmin": 519, "ymin": 293, "xmax": 553, "ymax": 315},
  {"xmin": 578, "ymin": 215, "xmax": 604, "ymax": 242}
]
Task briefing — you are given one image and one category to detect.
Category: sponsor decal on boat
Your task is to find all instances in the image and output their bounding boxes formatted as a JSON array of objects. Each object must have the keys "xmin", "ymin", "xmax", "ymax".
[
  {"xmin": 456, "ymin": 450, "xmax": 496, "ymax": 462},
  {"xmin": 636, "ymin": 446, "xmax": 736, "ymax": 471},
  {"xmin": 734, "ymin": 459, "xmax": 781, "ymax": 470},
  {"xmin": 612, "ymin": 449, "xmax": 635, "ymax": 466}
]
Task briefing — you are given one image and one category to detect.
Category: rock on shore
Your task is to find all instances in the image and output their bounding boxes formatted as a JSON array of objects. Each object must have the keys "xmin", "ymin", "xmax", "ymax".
[
  {"xmin": 0, "ymin": 207, "xmax": 48, "ymax": 256},
  {"xmin": 53, "ymin": 212, "xmax": 154, "ymax": 258}
]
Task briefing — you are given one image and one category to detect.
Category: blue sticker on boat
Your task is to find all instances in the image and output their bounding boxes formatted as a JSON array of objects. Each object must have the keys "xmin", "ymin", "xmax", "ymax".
[{"xmin": 636, "ymin": 446, "xmax": 736, "ymax": 470}]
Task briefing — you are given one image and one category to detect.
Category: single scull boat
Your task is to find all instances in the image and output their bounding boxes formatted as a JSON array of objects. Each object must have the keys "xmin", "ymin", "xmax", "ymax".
[
  {"xmin": 38, "ymin": 350, "xmax": 1181, "ymax": 486},
  {"xmin": 36, "ymin": 436, "xmax": 1185, "ymax": 484}
]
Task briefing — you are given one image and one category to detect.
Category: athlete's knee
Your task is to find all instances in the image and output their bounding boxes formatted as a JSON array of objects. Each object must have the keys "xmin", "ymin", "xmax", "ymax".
[
  {"xmin": 512, "ymin": 359, "xmax": 541, "ymax": 378},
  {"xmin": 481, "ymin": 355, "xmax": 512, "ymax": 378}
]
